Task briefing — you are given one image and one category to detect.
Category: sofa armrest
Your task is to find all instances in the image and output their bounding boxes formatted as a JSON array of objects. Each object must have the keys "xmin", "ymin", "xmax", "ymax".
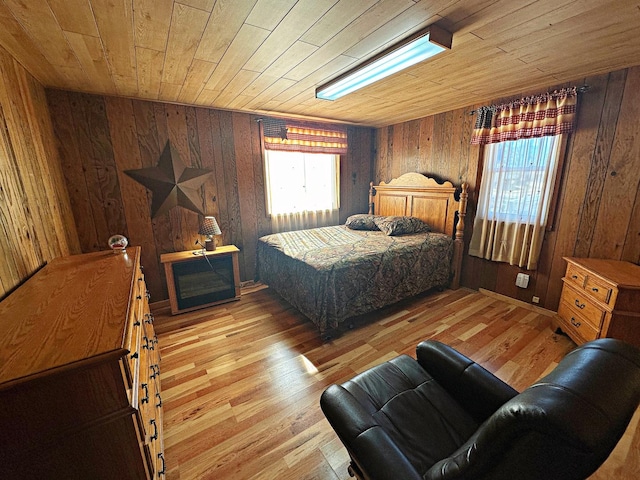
[
  {"xmin": 416, "ymin": 340, "xmax": 518, "ymax": 423},
  {"xmin": 320, "ymin": 384, "xmax": 423, "ymax": 480}
]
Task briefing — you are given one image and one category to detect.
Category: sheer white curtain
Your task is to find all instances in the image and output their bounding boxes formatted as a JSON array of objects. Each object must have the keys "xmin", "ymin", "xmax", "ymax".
[
  {"xmin": 269, "ymin": 210, "xmax": 339, "ymax": 233},
  {"xmin": 469, "ymin": 135, "xmax": 562, "ymax": 270},
  {"xmin": 264, "ymin": 150, "xmax": 340, "ymax": 233}
]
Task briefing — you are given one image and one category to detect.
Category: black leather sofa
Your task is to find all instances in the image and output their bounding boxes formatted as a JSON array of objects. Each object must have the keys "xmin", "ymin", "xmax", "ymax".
[{"xmin": 320, "ymin": 338, "xmax": 640, "ymax": 480}]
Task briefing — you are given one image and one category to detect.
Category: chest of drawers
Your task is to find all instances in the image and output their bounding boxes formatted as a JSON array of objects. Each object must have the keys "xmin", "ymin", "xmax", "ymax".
[
  {"xmin": 0, "ymin": 248, "xmax": 164, "ymax": 479},
  {"xmin": 554, "ymin": 257, "xmax": 640, "ymax": 347}
]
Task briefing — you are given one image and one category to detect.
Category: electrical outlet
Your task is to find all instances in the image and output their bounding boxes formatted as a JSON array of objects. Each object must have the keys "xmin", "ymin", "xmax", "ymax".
[
  {"xmin": 532, "ymin": 296, "xmax": 540, "ymax": 304},
  {"xmin": 516, "ymin": 273, "xmax": 530, "ymax": 288}
]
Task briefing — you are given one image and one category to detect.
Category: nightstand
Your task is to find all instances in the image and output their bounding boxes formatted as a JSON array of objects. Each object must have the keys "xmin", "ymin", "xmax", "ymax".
[
  {"xmin": 161, "ymin": 245, "xmax": 241, "ymax": 315},
  {"xmin": 553, "ymin": 257, "xmax": 640, "ymax": 347}
]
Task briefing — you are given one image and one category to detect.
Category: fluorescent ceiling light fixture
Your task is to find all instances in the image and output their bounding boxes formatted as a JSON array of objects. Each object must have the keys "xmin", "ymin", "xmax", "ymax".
[{"xmin": 316, "ymin": 25, "xmax": 452, "ymax": 101}]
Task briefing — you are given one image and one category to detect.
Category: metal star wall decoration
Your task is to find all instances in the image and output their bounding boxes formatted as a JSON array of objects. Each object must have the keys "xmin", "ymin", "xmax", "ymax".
[{"xmin": 124, "ymin": 140, "xmax": 212, "ymax": 218}]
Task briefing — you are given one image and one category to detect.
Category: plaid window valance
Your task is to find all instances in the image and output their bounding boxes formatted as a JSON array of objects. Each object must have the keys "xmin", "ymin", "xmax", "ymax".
[
  {"xmin": 471, "ymin": 87, "xmax": 578, "ymax": 145},
  {"xmin": 261, "ymin": 117, "xmax": 348, "ymax": 154}
]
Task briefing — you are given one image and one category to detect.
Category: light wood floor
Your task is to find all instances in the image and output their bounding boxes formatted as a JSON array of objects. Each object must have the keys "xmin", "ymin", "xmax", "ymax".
[{"xmin": 155, "ymin": 286, "xmax": 640, "ymax": 480}]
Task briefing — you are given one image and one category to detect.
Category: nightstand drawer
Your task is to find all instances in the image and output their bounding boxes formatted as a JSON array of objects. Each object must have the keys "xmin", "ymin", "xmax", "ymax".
[
  {"xmin": 565, "ymin": 264, "xmax": 587, "ymax": 288},
  {"xmin": 557, "ymin": 301, "xmax": 599, "ymax": 342},
  {"xmin": 561, "ymin": 284, "xmax": 605, "ymax": 329},
  {"xmin": 584, "ymin": 276, "xmax": 613, "ymax": 305}
]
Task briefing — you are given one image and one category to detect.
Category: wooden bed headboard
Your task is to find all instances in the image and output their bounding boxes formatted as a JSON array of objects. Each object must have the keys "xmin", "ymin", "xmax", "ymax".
[{"xmin": 368, "ymin": 172, "xmax": 469, "ymax": 289}]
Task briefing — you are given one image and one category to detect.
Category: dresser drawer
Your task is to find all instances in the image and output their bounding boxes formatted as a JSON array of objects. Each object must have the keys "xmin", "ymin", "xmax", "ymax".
[
  {"xmin": 557, "ymin": 301, "xmax": 600, "ymax": 342},
  {"xmin": 124, "ymin": 285, "xmax": 145, "ymax": 390},
  {"xmin": 125, "ymin": 309, "xmax": 143, "ymax": 392}
]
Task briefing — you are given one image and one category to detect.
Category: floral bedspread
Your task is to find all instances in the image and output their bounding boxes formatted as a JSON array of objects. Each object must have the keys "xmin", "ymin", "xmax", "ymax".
[{"xmin": 256, "ymin": 225, "xmax": 453, "ymax": 333}]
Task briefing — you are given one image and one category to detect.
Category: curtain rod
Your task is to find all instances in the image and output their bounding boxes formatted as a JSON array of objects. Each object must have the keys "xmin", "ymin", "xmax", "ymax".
[{"xmin": 469, "ymin": 85, "xmax": 590, "ymax": 115}]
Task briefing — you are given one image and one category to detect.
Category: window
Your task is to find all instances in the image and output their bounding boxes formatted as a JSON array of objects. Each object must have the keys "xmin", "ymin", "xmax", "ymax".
[
  {"xmin": 260, "ymin": 118, "xmax": 346, "ymax": 232},
  {"xmin": 481, "ymin": 135, "xmax": 562, "ymax": 225},
  {"xmin": 264, "ymin": 150, "xmax": 339, "ymax": 215},
  {"xmin": 469, "ymin": 134, "xmax": 565, "ymax": 270},
  {"xmin": 468, "ymin": 87, "xmax": 577, "ymax": 270}
]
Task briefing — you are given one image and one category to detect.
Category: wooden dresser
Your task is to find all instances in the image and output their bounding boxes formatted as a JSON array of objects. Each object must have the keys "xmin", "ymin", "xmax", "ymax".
[
  {"xmin": 554, "ymin": 257, "xmax": 640, "ymax": 347},
  {"xmin": 0, "ymin": 248, "xmax": 164, "ymax": 479}
]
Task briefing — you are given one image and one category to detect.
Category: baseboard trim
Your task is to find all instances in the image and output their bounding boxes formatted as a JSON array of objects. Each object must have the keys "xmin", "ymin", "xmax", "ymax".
[{"xmin": 478, "ymin": 288, "xmax": 556, "ymax": 317}]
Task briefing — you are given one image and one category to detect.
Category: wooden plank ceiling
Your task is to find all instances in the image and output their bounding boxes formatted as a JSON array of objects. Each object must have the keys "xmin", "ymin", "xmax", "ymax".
[{"xmin": 0, "ymin": 0, "xmax": 639, "ymax": 127}]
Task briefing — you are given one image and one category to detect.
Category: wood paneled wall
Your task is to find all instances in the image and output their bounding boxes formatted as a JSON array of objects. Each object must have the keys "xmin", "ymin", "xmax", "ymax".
[
  {"xmin": 0, "ymin": 45, "xmax": 79, "ymax": 301},
  {"xmin": 374, "ymin": 67, "xmax": 640, "ymax": 311},
  {"xmin": 46, "ymin": 91, "xmax": 373, "ymax": 301},
  {"xmin": 5, "ymin": 42, "xmax": 636, "ymax": 315}
]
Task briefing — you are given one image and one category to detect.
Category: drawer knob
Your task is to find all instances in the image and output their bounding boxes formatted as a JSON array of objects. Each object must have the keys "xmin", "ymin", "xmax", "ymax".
[
  {"xmin": 150, "ymin": 364, "xmax": 160, "ymax": 379},
  {"xmin": 571, "ymin": 275, "xmax": 578, "ymax": 279},
  {"xmin": 592, "ymin": 287, "xmax": 599, "ymax": 292},
  {"xmin": 574, "ymin": 299, "xmax": 586, "ymax": 309},
  {"xmin": 570, "ymin": 317, "xmax": 581, "ymax": 328},
  {"xmin": 156, "ymin": 392, "xmax": 163, "ymax": 408}
]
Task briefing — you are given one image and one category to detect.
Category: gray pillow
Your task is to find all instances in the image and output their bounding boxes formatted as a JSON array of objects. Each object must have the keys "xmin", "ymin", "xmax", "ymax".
[
  {"xmin": 345, "ymin": 214, "xmax": 381, "ymax": 230},
  {"xmin": 373, "ymin": 216, "xmax": 432, "ymax": 236}
]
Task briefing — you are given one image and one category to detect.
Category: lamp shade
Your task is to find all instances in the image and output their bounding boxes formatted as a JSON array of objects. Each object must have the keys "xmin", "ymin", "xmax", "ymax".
[{"xmin": 198, "ymin": 216, "xmax": 221, "ymax": 236}]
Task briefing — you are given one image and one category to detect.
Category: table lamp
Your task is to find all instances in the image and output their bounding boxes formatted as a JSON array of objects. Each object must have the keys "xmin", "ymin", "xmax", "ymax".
[{"xmin": 198, "ymin": 216, "xmax": 221, "ymax": 251}]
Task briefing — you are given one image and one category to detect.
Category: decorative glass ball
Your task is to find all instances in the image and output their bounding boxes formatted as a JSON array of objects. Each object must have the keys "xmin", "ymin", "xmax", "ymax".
[{"xmin": 108, "ymin": 234, "xmax": 128, "ymax": 253}]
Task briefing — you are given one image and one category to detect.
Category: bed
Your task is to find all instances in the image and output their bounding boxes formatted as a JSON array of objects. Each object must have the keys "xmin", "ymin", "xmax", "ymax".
[{"xmin": 256, "ymin": 173, "xmax": 469, "ymax": 335}]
